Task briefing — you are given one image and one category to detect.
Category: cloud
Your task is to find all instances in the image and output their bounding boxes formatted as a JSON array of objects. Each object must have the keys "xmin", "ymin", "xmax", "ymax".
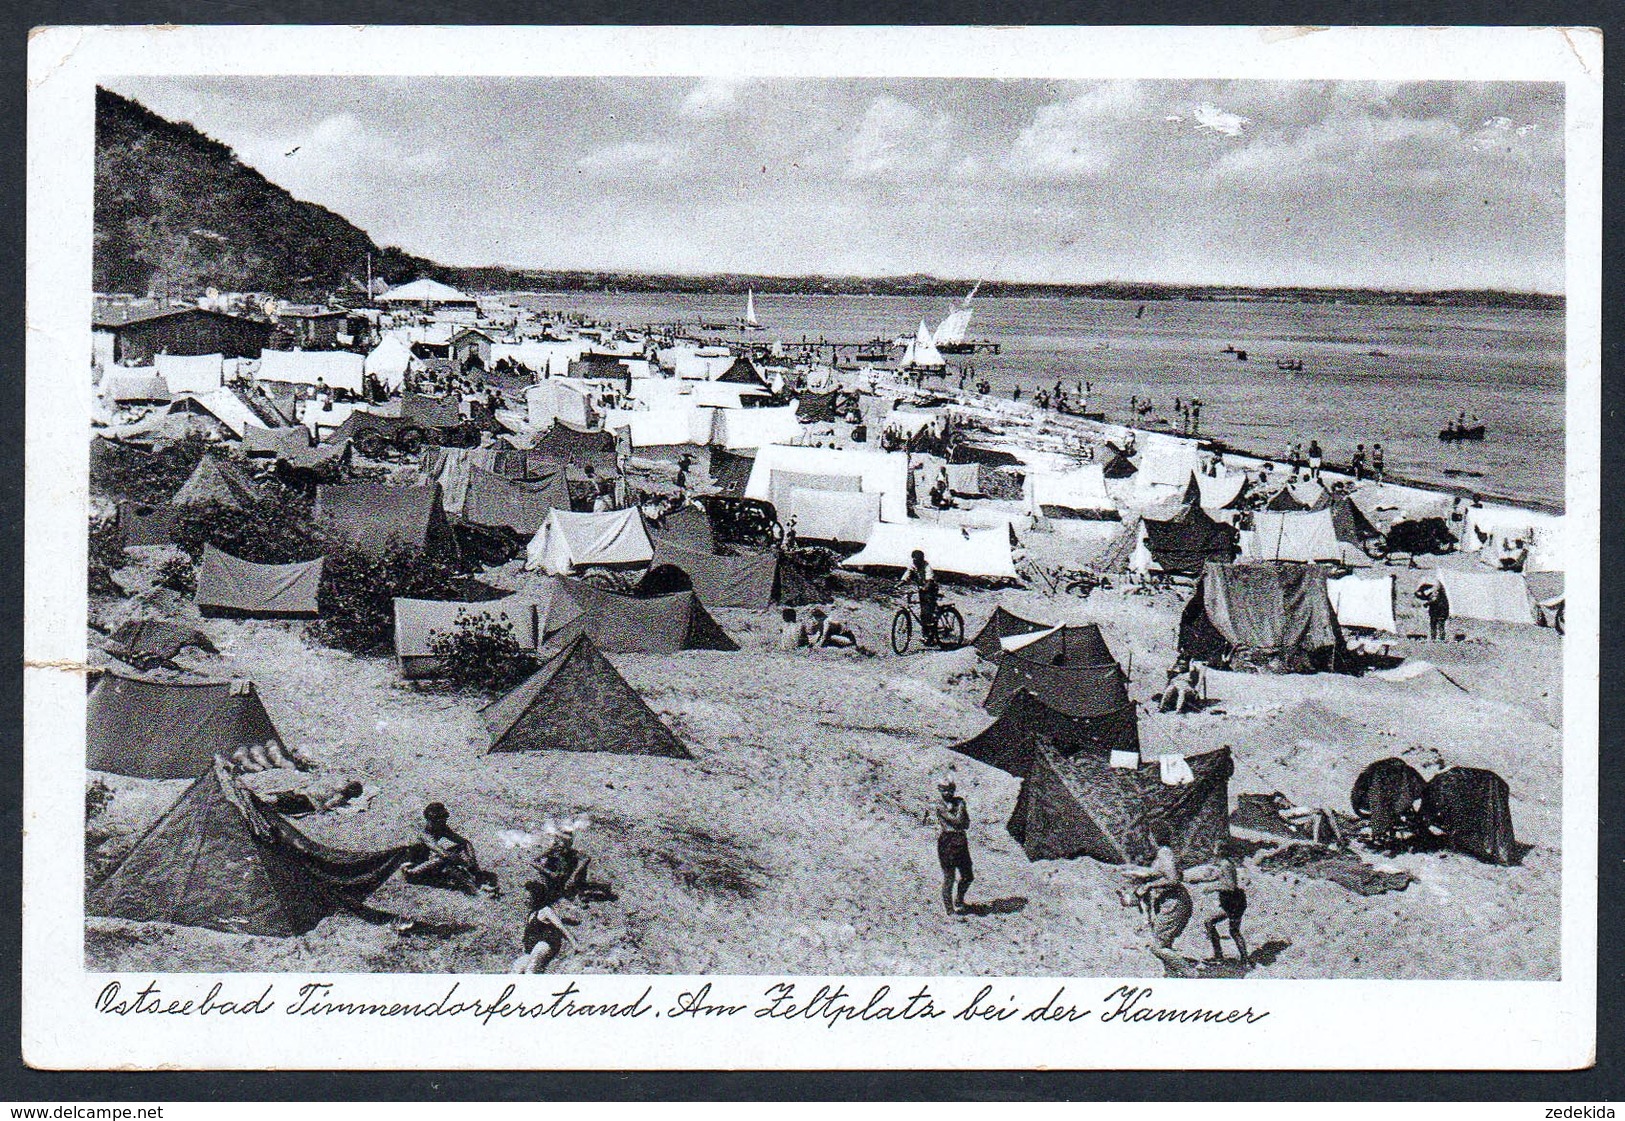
[
  {"xmin": 844, "ymin": 95, "xmax": 955, "ymax": 180},
  {"xmin": 240, "ymin": 111, "xmax": 448, "ymax": 178},
  {"xmin": 1004, "ymin": 83, "xmax": 1147, "ymax": 178},
  {"xmin": 575, "ymin": 141, "xmax": 680, "ymax": 174},
  {"xmin": 679, "ymin": 78, "xmax": 741, "ymax": 118},
  {"xmin": 1191, "ymin": 102, "xmax": 1249, "ymax": 137}
]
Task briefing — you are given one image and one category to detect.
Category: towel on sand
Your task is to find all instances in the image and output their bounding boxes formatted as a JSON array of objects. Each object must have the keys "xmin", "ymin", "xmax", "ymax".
[{"xmin": 1256, "ymin": 843, "xmax": 1413, "ymax": 896}]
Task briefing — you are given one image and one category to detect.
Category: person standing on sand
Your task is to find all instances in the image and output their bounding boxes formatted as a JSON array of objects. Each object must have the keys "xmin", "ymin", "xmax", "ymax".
[
  {"xmin": 1188, "ymin": 850, "xmax": 1249, "ymax": 965},
  {"xmin": 1123, "ymin": 826, "xmax": 1196, "ymax": 975},
  {"xmin": 1372, "ymin": 442, "xmax": 1385, "ymax": 484},
  {"xmin": 1307, "ymin": 439, "xmax": 1324, "ymax": 480},
  {"xmin": 929, "ymin": 779, "xmax": 975, "ymax": 916},
  {"xmin": 1013, "ymin": 385, "xmax": 1022, "ymax": 402},
  {"xmin": 1352, "ymin": 444, "xmax": 1367, "ymax": 482},
  {"xmin": 1417, "ymin": 579, "xmax": 1451, "ymax": 640}
]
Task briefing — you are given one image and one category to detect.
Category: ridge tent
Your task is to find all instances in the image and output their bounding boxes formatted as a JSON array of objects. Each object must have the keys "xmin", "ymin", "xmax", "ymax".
[
  {"xmin": 1327, "ymin": 573, "xmax": 1398, "ymax": 633},
  {"xmin": 1263, "ymin": 486, "xmax": 1312, "ymax": 512},
  {"xmin": 1179, "ymin": 561, "xmax": 1341, "ymax": 673},
  {"xmin": 314, "ymin": 482, "xmax": 453, "ymax": 557},
  {"xmin": 363, "ymin": 335, "xmax": 414, "ymax": 391},
  {"xmin": 171, "ymin": 454, "xmax": 260, "ymax": 509},
  {"xmin": 952, "ymin": 691, "xmax": 1140, "ymax": 777},
  {"xmin": 1101, "ymin": 447, "xmax": 1138, "ymax": 479},
  {"xmin": 945, "ymin": 462, "xmax": 983, "ymax": 498},
  {"xmin": 542, "ymin": 579, "xmax": 737, "ymax": 653},
  {"xmin": 533, "ymin": 422, "xmax": 621, "ymax": 473},
  {"xmin": 1289, "ymin": 481, "xmax": 1332, "ymax": 510},
  {"xmin": 1242, "ymin": 509, "xmax": 1342, "ymax": 563},
  {"xmin": 1423, "ymin": 767, "xmax": 1517, "ymax": 865},
  {"xmin": 712, "ymin": 404, "xmax": 802, "ymax": 451},
  {"xmin": 481, "ymin": 635, "xmax": 692, "ymax": 758},
  {"xmin": 1025, "ymin": 465, "xmax": 1118, "ymax": 519},
  {"xmin": 643, "ymin": 540, "xmax": 778, "ymax": 610},
  {"xmin": 105, "ymin": 619, "xmax": 218, "ymax": 667},
  {"xmin": 1435, "ymin": 568, "xmax": 1536, "ymax": 625},
  {"xmin": 86, "ymin": 670, "xmax": 285, "ymax": 779},
  {"xmin": 797, "ymin": 389, "xmax": 839, "ymax": 423},
  {"xmin": 843, "ymin": 522, "xmax": 1019, "ymax": 581},
  {"xmin": 256, "ymin": 349, "xmax": 365, "ymax": 395},
  {"xmin": 155, "ymin": 353, "xmax": 224, "ymax": 396},
  {"xmin": 1348, "ymin": 485, "xmax": 1456, "ymax": 552},
  {"xmin": 649, "ymin": 503, "xmax": 717, "ymax": 554},
  {"xmin": 461, "ymin": 464, "xmax": 569, "ymax": 535},
  {"xmin": 196, "ymin": 546, "xmax": 323, "ymax": 618},
  {"xmin": 88, "ymin": 759, "xmax": 410, "ymax": 936},
  {"xmin": 746, "ymin": 445, "xmax": 911, "ymax": 523},
  {"xmin": 169, "ymin": 388, "xmax": 259, "ymax": 440},
  {"xmin": 103, "ymin": 370, "xmax": 171, "ymax": 404},
  {"xmin": 401, "ymin": 392, "xmax": 464, "ymax": 430},
  {"xmin": 526, "ymin": 507, "xmax": 654, "ymax": 574},
  {"xmin": 767, "ymin": 468, "xmax": 862, "ymax": 520},
  {"xmin": 1138, "ymin": 503, "xmax": 1239, "ymax": 576},
  {"xmin": 784, "ymin": 488, "xmax": 881, "ymax": 545},
  {"xmin": 984, "ymin": 651, "xmax": 1130, "ymax": 722},
  {"xmin": 118, "ymin": 501, "xmax": 176, "ymax": 547},
  {"xmin": 1006, "ymin": 741, "xmax": 1233, "ymax": 866},
  {"xmin": 951, "ymin": 443, "xmax": 1024, "ymax": 469},
  {"xmin": 970, "ymin": 606, "xmax": 1052, "ymax": 660},
  {"xmin": 242, "ymin": 425, "xmax": 313, "ymax": 459},
  {"xmin": 707, "ymin": 449, "xmax": 756, "ymax": 497},
  {"xmin": 392, "ymin": 595, "xmax": 541, "ymax": 679},
  {"xmin": 1135, "ymin": 437, "xmax": 1204, "ymax": 497},
  {"xmin": 1330, "ymin": 494, "xmax": 1382, "ymax": 548},
  {"xmin": 599, "ymin": 406, "xmax": 711, "ymax": 449},
  {"xmin": 995, "ymin": 622, "xmax": 1118, "ymax": 668},
  {"xmin": 1196, "ymin": 472, "xmax": 1248, "ymax": 511}
]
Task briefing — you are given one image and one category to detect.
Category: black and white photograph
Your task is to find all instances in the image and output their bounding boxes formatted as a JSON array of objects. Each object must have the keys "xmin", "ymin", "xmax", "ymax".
[{"xmin": 24, "ymin": 24, "xmax": 1600, "ymax": 1070}]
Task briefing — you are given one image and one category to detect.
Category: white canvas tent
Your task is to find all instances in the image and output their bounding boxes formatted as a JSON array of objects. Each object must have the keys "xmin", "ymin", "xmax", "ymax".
[
  {"xmin": 376, "ymin": 278, "xmax": 477, "ymax": 307},
  {"xmin": 1327, "ymin": 573, "xmax": 1397, "ymax": 633},
  {"xmin": 364, "ymin": 335, "xmax": 414, "ymax": 391},
  {"xmin": 1435, "ymin": 569, "xmax": 1536, "ymax": 624},
  {"xmin": 526, "ymin": 507, "xmax": 655, "ymax": 574},
  {"xmin": 495, "ymin": 340, "xmax": 589, "ymax": 377},
  {"xmin": 600, "ymin": 406, "xmax": 713, "ymax": 448},
  {"xmin": 256, "ymin": 350, "xmax": 365, "ymax": 395},
  {"xmin": 1197, "ymin": 471, "xmax": 1248, "ymax": 511},
  {"xmin": 783, "ymin": 488, "xmax": 882, "ymax": 544},
  {"xmin": 842, "ymin": 521, "xmax": 1018, "ymax": 581},
  {"xmin": 713, "ymin": 405, "xmax": 803, "ymax": 451},
  {"xmin": 1241, "ymin": 509, "xmax": 1342, "ymax": 562},
  {"xmin": 1025, "ymin": 465, "xmax": 1117, "ymax": 518},
  {"xmin": 171, "ymin": 387, "xmax": 259, "ymax": 439},
  {"xmin": 155, "ymin": 353, "xmax": 224, "ymax": 396},
  {"xmin": 746, "ymin": 444, "xmax": 911, "ymax": 523},
  {"xmin": 1135, "ymin": 436, "xmax": 1203, "ymax": 494}
]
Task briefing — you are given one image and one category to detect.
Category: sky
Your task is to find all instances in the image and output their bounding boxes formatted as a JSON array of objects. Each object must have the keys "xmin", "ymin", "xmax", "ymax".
[{"xmin": 105, "ymin": 76, "xmax": 1565, "ymax": 292}]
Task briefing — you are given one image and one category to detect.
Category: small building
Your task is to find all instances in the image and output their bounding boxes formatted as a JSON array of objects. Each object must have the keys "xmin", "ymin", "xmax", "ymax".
[
  {"xmin": 93, "ymin": 306, "xmax": 275, "ymax": 366},
  {"xmin": 274, "ymin": 305, "xmax": 351, "ymax": 350},
  {"xmin": 449, "ymin": 327, "xmax": 494, "ymax": 370}
]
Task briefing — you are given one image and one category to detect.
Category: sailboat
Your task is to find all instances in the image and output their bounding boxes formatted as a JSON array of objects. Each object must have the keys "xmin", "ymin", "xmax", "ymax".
[
  {"xmin": 934, "ymin": 282, "xmax": 979, "ymax": 354},
  {"xmin": 741, "ymin": 288, "xmax": 766, "ymax": 331},
  {"xmin": 899, "ymin": 319, "xmax": 946, "ymax": 371}
]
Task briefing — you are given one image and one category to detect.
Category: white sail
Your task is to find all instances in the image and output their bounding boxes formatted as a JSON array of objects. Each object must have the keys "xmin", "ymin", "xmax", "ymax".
[
  {"xmin": 902, "ymin": 319, "xmax": 945, "ymax": 369},
  {"xmin": 745, "ymin": 289, "xmax": 759, "ymax": 327},
  {"xmin": 935, "ymin": 306, "xmax": 973, "ymax": 345}
]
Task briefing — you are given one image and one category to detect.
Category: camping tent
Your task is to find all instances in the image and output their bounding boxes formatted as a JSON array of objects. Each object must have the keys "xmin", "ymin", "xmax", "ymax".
[
  {"xmin": 1423, "ymin": 766, "xmax": 1517, "ymax": 865},
  {"xmin": 461, "ymin": 464, "xmax": 569, "ymax": 535},
  {"xmin": 314, "ymin": 482, "xmax": 452, "ymax": 556},
  {"xmin": 195, "ymin": 546, "xmax": 323, "ymax": 618},
  {"xmin": 644, "ymin": 539, "xmax": 777, "ymax": 610},
  {"xmin": 843, "ymin": 522, "xmax": 1019, "ymax": 581},
  {"xmin": 117, "ymin": 502, "xmax": 176, "ymax": 547},
  {"xmin": 1196, "ymin": 472, "xmax": 1248, "ymax": 511},
  {"xmin": 969, "ymin": 606, "xmax": 1053, "ymax": 660},
  {"xmin": 1327, "ymin": 573, "xmax": 1397, "ymax": 633},
  {"xmin": 713, "ymin": 405, "xmax": 802, "ymax": 451},
  {"xmin": 1330, "ymin": 495, "xmax": 1382, "ymax": 548},
  {"xmin": 242, "ymin": 425, "xmax": 313, "ymax": 459},
  {"xmin": 995, "ymin": 622, "xmax": 1118, "ymax": 668},
  {"xmin": 784, "ymin": 488, "xmax": 882, "ymax": 545},
  {"xmin": 1025, "ymin": 466, "xmax": 1118, "ymax": 519},
  {"xmin": 649, "ymin": 504, "xmax": 716, "ymax": 554},
  {"xmin": 103, "ymin": 370, "xmax": 171, "ymax": 404},
  {"xmin": 363, "ymin": 335, "xmax": 414, "ymax": 391},
  {"xmin": 155, "ymin": 353, "xmax": 225, "ymax": 396},
  {"xmin": 526, "ymin": 507, "xmax": 654, "ymax": 574},
  {"xmin": 1005, "ymin": 741, "xmax": 1233, "ymax": 866},
  {"xmin": 376, "ymin": 278, "xmax": 477, "ymax": 306},
  {"xmin": 1435, "ymin": 569, "xmax": 1536, "ymax": 624},
  {"xmin": 532, "ymin": 422, "xmax": 621, "ymax": 472},
  {"xmin": 767, "ymin": 467, "xmax": 861, "ymax": 518},
  {"xmin": 105, "ymin": 619, "xmax": 218, "ymax": 666},
  {"xmin": 1179, "ymin": 561, "xmax": 1341, "ymax": 672},
  {"xmin": 86, "ymin": 670, "xmax": 286, "ymax": 779},
  {"xmin": 541, "ymin": 579, "xmax": 737, "ymax": 653},
  {"xmin": 797, "ymin": 389, "xmax": 839, "ymax": 423},
  {"xmin": 392, "ymin": 595, "xmax": 541, "ymax": 679},
  {"xmin": 1134, "ymin": 437, "xmax": 1204, "ymax": 498},
  {"xmin": 746, "ymin": 445, "xmax": 911, "ymax": 523},
  {"xmin": 256, "ymin": 349, "xmax": 366, "ymax": 395},
  {"xmin": 170, "ymin": 454, "xmax": 260, "ymax": 509},
  {"xmin": 984, "ymin": 635, "xmax": 1129, "ymax": 722},
  {"xmin": 952, "ymin": 691, "xmax": 1139, "ymax": 777},
  {"xmin": 481, "ymin": 635, "xmax": 692, "ymax": 758},
  {"xmin": 1241, "ymin": 509, "xmax": 1342, "ymax": 563},
  {"xmin": 1138, "ymin": 504, "xmax": 1239, "ymax": 576},
  {"xmin": 88, "ymin": 759, "xmax": 409, "ymax": 936}
]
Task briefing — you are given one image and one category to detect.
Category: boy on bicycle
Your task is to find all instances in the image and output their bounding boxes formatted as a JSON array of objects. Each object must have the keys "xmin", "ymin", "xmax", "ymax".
[{"xmin": 900, "ymin": 549, "xmax": 940, "ymax": 646}]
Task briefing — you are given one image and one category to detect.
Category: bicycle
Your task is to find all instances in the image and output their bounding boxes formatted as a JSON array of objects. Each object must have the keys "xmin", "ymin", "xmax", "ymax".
[{"xmin": 891, "ymin": 589, "xmax": 965, "ymax": 655}]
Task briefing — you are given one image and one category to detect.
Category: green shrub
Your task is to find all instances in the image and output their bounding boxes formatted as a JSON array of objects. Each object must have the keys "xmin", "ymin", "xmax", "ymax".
[
  {"xmin": 308, "ymin": 541, "xmax": 470, "ymax": 655},
  {"xmin": 168, "ymin": 484, "xmax": 321, "ymax": 565},
  {"xmin": 426, "ymin": 613, "xmax": 538, "ymax": 696},
  {"xmin": 89, "ymin": 432, "xmax": 211, "ymax": 505},
  {"xmin": 88, "ymin": 517, "xmax": 126, "ymax": 598},
  {"xmin": 156, "ymin": 553, "xmax": 196, "ymax": 595}
]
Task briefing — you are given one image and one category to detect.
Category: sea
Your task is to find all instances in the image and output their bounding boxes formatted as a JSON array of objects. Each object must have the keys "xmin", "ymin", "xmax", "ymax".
[{"xmin": 507, "ymin": 291, "xmax": 1566, "ymax": 511}]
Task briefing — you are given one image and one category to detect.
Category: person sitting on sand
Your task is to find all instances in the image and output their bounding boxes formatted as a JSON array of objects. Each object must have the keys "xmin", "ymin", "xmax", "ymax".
[
  {"xmin": 929, "ymin": 475, "xmax": 955, "ymax": 510},
  {"xmin": 533, "ymin": 822, "xmax": 592, "ymax": 903},
  {"xmin": 404, "ymin": 802, "xmax": 497, "ymax": 896},
  {"xmin": 515, "ymin": 878, "xmax": 578, "ymax": 974},
  {"xmin": 928, "ymin": 779, "xmax": 975, "ymax": 917},
  {"xmin": 777, "ymin": 608, "xmax": 810, "ymax": 651},
  {"xmin": 1157, "ymin": 658, "xmax": 1205, "ymax": 713},
  {"xmin": 266, "ymin": 779, "xmax": 365, "ymax": 817},
  {"xmin": 1187, "ymin": 850, "xmax": 1249, "ymax": 964},
  {"xmin": 1123, "ymin": 826, "xmax": 1196, "ymax": 976},
  {"xmin": 807, "ymin": 606, "xmax": 857, "ymax": 649}
]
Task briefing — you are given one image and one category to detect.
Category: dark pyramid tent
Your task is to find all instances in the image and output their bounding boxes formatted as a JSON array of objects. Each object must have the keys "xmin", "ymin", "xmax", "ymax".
[
  {"xmin": 970, "ymin": 606, "xmax": 1052, "ymax": 660},
  {"xmin": 1178, "ymin": 561, "xmax": 1341, "ymax": 673},
  {"xmin": 86, "ymin": 670, "xmax": 285, "ymax": 779},
  {"xmin": 1351, "ymin": 756, "xmax": 1427, "ymax": 842},
  {"xmin": 118, "ymin": 501, "xmax": 176, "ymax": 547},
  {"xmin": 544, "ymin": 579, "xmax": 738, "ymax": 653},
  {"xmin": 716, "ymin": 356, "xmax": 767, "ymax": 386},
  {"xmin": 88, "ymin": 760, "xmax": 409, "ymax": 936},
  {"xmin": 1101, "ymin": 447, "xmax": 1138, "ymax": 479},
  {"xmin": 797, "ymin": 389, "xmax": 839, "ymax": 423},
  {"xmin": 1006, "ymin": 741, "xmax": 1233, "ymax": 866},
  {"xmin": 1264, "ymin": 486, "xmax": 1312, "ymax": 512},
  {"xmin": 1423, "ymin": 766, "xmax": 1518, "ymax": 865},
  {"xmin": 314, "ymin": 482, "xmax": 454, "ymax": 556},
  {"xmin": 950, "ymin": 443, "xmax": 1024, "ymax": 469},
  {"xmin": 1330, "ymin": 494, "xmax": 1382, "ymax": 547},
  {"xmin": 707, "ymin": 449, "xmax": 755, "ymax": 497},
  {"xmin": 996, "ymin": 622, "xmax": 1117, "ymax": 668},
  {"xmin": 534, "ymin": 422, "xmax": 620, "ymax": 473},
  {"xmin": 401, "ymin": 392, "xmax": 463, "ymax": 430},
  {"xmin": 105, "ymin": 619, "xmax": 218, "ymax": 667},
  {"xmin": 242, "ymin": 425, "xmax": 313, "ymax": 459},
  {"xmin": 952, "ymin": 691, "xmax": 1140, "ymax": 777},
  {"xmin": 196, "ymin": 545, "xmax": 323, "ymax": 618},
  {"xmin": 462, "ymin": 463, "xmax": 569, "ymax": 534},
  {"xmin": 480, "ymin": 635, "xmax": 691, "ymax": 758},
  {"xmin": 984, "ymin": 657, "xmax": 1131, "ymax": 722},
  {"xmin": 650, "ymin": 503, "xmax": 716, "ymax": 554},
  {"xmin": 171, "ymin": 454, "xmax": 260, "ymax": 509},
  {"xmin": 1141, "ymin": 503, "xmax": 1238, "ymax": 577},
  {"xmin": 643, "ymin": 539, "xmax": 777, "ymax": 610}
]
